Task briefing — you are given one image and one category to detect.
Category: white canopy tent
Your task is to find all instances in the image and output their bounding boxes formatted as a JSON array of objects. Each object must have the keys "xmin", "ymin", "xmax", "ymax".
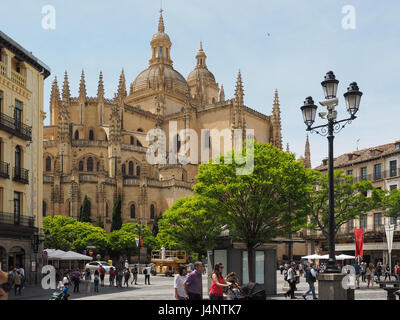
[
  {"xmin": 60, "ymin": 251, "xmax": 93, "ymax": 261},
  {"xmin": 319, "ymin": 254, "xmax": 355, "ymax": 260},
  {"xmin": 44, "ymin": 249, "xmax": 92, "ymax": 269},
  {"xmin": 301, "ymin": 254, "xmax": 325, "ymax": 260}
]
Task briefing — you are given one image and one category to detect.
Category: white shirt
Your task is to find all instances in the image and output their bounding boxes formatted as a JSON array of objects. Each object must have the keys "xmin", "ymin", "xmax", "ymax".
[
  {"xmin": 145, "ymin": 267, "xmax": 151, "ymax": 275},
  {"xmin": 18, "ymin": 268, "xmax": 25, "ymax": 277},
  {"xmin": 174, "ymin": 274, "xmax": 188, "ymax": 298},
  {"xmin": 125, "ymin": 262, "xmax": 129, "ymax": 269}
]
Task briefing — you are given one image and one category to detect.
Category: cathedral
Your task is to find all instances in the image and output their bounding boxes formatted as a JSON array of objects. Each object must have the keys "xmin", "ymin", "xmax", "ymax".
[{"xmin": 42, "ymin": 11, "xmax": 284, "ymax": 230}]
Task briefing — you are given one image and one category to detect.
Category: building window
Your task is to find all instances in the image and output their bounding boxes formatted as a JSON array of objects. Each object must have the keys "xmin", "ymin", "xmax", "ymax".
[
  {"xmin": 160, "ymin": 47, "xmax": 162, "ymax": 57},
  {"xmin": 46, "ymin": 156, "xmax": 51, "ymax": 172},
  {"xmin": 255, "ymin": 251, "xmax": 265, "ymax": 284},
  {"xmin": 360, "ymin": 167, "xmax": 367, "ymax": 180},
  {"xmin": 374, "ymin": 213, "xmax": 382, "ymax": 230},
  {"xmin": 74, "ymin": 130, "xmax": 79, "ymax": 140},
  {"xmin": 87, "ymin": 157, "xmax": 93, "ymax": 172},
  {"xmin": 130, "ymin": 136, "xmax": 134, "ymax": 145},
  {"xmin": 374, "ymin": 164, "xmax": 382, "ymax": 180},
  {"xmin": 43, "ymin": 201, "xmax": 47, "ymax": 217},
  {"xmin": 129, "ymin": 161, "xmax": 134, "ymax": 176},
  {"xmin": 89, "ymin": 130, "xmax": 94, "ymax": 141},
  {"xmin": 68, "ymin": 201, "xmax": 71, "ymax": 217},
  {"xmin": 136, "ymin": 166, "xmax": 140, "ymax": 177},
  {"xmin": 360, "ymin": 215, "xmax": 367, "ymax": 230},
  {"xmin": 79, "ymin": 161, "xmax": 84, "ymax": 171},
  {"xmin": 96, "ymin": 161, "xmax": 100, "ymax": 172},
  {"xmin": 347, "ymin": 170, "xmax": 353, "ymax": 176},
  {"xmin": 105, "ymin": 202, "xmax": 109, "ymax": 218},
  {"xmin": 15, "ymin": 146, "xmax": 21, "ymax": 169},
  {"xmin": 390, "ymin": 160, "xmax": 397, "ymax": 177},
  {"xmin": 390, "ymin": 185, "xmax": 397, "ymax": 191},
  {"xmin": 396, "ymin": 143, "xmax": 400, "ymax": 150},
  {"xmin": 166, "ymin": 48, "xmax": 169, "ymax": 59},
  {"xmin": 150, "ymin": 204, "xmax": 155, "ymax": 219},
  {"xmin": 14, "ymin": 100, "xmax": 22, "ymax": 123},
  {"xmin": 14, "ymin": 192, "xmax": 21, "ymax": 225},
  {"xmin": 130, "ymin": 204, "xmax": 136, "ymax": 219}
]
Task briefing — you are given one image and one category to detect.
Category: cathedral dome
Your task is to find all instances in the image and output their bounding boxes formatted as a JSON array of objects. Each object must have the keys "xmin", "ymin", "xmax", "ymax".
[
  {"xmin": 187, "ymin": 42, "xmax": 217, "ymax": 85},
  {"xmin": 131, "ymin": 64, "xmax": 189, "ymax": 95}
]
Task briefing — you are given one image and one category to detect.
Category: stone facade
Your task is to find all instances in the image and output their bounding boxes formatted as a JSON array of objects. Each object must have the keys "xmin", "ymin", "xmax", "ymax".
[
  {"xmin": 42, "ymin": 12, "xmax": 283, "ymax": 231},
  {"xmin": 0, "ymin": 31, "xmax": 50, "ymax": 283}
]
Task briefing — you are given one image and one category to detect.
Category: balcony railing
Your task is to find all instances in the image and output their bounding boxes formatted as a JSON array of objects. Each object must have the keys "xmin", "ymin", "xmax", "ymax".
[
  {"xmin": 0, "ymin": 112, "xmax": 32, "ymax": 140},
  {"xmin": 13, "ymin": 167, "xmax": 29, "ymax": 184},
  {"xmin": 43, "ymin": 174, "xmax": 54, "ymax": 184},
  {"xmin": 123, "ymin": 178, "xmax": 140, "ymax": 186},
  {"xmin": 0, "ymin": 61, "xmax": 6, "ymax": 77},
  {"xmin": 11, "ymin": 70, "xmax": 26, "ymax": 87},
  {"xmin": 0, "ymin": 161, "xmax": 9, "ymax": 179},
  {"xmin": 79, "ymin": 174, "xmax": 97, "ymax": 183},
  {"xmin": 72, "ymin": 140, "xmax": 108, "ymax": 148},
  {"xmin": 0, "ymin": 212, "xmax": 35, "ymax": 227}
]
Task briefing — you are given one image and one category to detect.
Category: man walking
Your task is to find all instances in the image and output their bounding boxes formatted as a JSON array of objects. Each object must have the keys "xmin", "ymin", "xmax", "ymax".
[
  {"xmin": 184, "ymin": 261, "xmax": 203, "ymax": 300},
  {"xmin": 302, "ymin": 263, "xmax": 317, "ymax": 300},
  {"xmin": 284, "ymin": 262, "xmax": 297, "ymax": 299},
  {"xmin": 144, "ymin": 264, "xmax": 151, "ymax": 285},
  {"xmin": 131, "ymin": 265, "xmax": 138, "ymax": 285}
]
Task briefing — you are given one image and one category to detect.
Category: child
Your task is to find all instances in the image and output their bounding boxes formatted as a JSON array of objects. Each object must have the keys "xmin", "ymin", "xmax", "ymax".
[{"xmin": 62, "ymin": 283, "xmax": 70, "ymax": 300}]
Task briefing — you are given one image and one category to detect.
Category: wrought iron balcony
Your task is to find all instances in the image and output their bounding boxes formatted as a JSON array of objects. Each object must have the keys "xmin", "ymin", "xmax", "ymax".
[
  {"xmin": 13, "ymin": 166, "xmax": 29, "ymax": 184},
  {"xmin": 0, "ymin": 212, "xmax": 35, "ymax": 227},
  {"xmin": 0, "ymin": 112, "xmax": 32, "ymax": 140},
  {"xmin": 0, "ymin": 161, "xmax": 9, "ymax": 179}
]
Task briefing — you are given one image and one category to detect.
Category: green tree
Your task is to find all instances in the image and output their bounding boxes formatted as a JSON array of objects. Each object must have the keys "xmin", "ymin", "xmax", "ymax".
[
  {"xmin": 111, "ymin": 193, "xmax": 122, "ymax": 231},
  {"xmin": 383, "ymin": 188, "xmax": 400, "ymax": 220},
  {"xmin": 79, "ymin": 195, "xmax": 91, "ymax": 222},
  {"xmin": 156, "ymin": 196, "xmax": 225, "ymax": 257},
  {"xmin": 305, "ymin": 170, "xmax": 384, "ymax": 239},
  {"xmin": 96, "ymin": 216, "xmax": 105, "ymax": 229},
  {"xmin": 194, "ymin": 141, "xmax": 311, "ymax": 282},
  {"xmin": 43, "ymin": 215, "xmax": 77, "ymax": 250}
]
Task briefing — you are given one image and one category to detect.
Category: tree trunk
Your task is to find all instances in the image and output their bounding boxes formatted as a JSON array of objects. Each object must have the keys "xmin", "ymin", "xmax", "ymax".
[
  {"xmin": 247, "ymin": 245, "xmax": 255, "ymax": 283},
  {"xmin": 288, "ymin": 232, "xmax": 293, "ymax": 262}
]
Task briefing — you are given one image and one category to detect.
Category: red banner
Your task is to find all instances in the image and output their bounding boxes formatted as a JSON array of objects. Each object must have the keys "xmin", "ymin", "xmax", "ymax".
[
  {"xmin": 354, "ymin": 229, "xmax": 364, "ymax": 259},
  {"xmin": 140, "ymin": 238, "xmax": 144, "ymax": 247}
]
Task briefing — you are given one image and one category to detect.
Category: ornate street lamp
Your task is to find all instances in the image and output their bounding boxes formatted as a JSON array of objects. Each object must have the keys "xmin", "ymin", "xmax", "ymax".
[
  {"xmin": 135, "ymin": 221, "xmax": 146, "ymax": 271},
  {"xmin": 300, "ymin": 71, "xmax": 363, "ymax": 273}
]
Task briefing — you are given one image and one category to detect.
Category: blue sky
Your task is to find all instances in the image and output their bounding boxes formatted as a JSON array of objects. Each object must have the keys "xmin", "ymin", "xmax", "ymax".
[{"xmin": 1, "ymin": 0, "xmax": 400, "ymax": 167}]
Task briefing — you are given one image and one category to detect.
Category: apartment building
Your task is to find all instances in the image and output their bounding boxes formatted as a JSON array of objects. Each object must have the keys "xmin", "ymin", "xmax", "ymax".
[
  {"xmin": 304, "ymin": 140, "xmax": 400, "ymax": 266},
  {"xmin": 0, "ymin": 31, "xmax": 50, "ymax": 283}
]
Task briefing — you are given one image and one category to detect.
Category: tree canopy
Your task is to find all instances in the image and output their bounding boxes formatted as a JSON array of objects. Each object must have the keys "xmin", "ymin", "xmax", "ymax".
[{"xmin": 156, "ymin": 196, "xmax": 226, "ymax": 256}]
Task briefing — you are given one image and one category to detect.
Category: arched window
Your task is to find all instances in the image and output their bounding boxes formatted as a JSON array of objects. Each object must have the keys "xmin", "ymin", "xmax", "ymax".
[
  {"xmin": 129, "ymin": 161, "xmax": 134, "ymax": 176},
  {"xmin": 150, "ymin": 204, "xmax": 155, "ymax": 219},
  {"xmin": 105, "ymin": 202, "xmax": 109, "ymax": 217},
  {"xmin": 42, "ymin": 201, "xmax": 47, "ymax": 217},
  {"xmin": 79, "ymin": 161, "xmax": 84, "ymax": 171},
  {"xmin": 74, "ymin": 130, "xmax": 79, "ymax": 140},
  {"xmin": 15, "ymin": 146, "xmax": 21, "ymax": 169},
  {"xmin": 89, "ymin": 130, "xmax": 94, "ymax": 141},
  {"xmin": 122, "ymin": 164, "xmax": 126, "ymax": 175},
  {"xmin": 130, "ymin": 204, "xmax": 136, "ymax": 219},
  {"xmin": 87, "ymin": 157, "xmax": 93, "ymax": 172},
  {"xmin": 130, "ymin": 136, "xmax": 134, "ymax": 145},
  {"xmin": 45, "ymin": 156, "xmax": 51, "ymax": 172},
  {"xmin": 136, "ymin": 166, "xmax": 140, "ymax": 177},
  {"xmin": 166, "ymin": 48, "xmax": 169, "ymax": 59},
  {"xmin": 96, "ymin": 161, "xmax": 100, "ymax": 172}
]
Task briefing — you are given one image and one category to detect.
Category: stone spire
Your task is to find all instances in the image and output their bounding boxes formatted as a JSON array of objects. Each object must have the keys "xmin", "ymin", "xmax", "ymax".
[
  {"xmin": 79, "ymin": 69, "xmax": 86, "ymax": 100},
  {"xmin": 158, "ymin": 9, "xmax": 165, "ymax": 33},
  {"xmin": 116, "ymin": 68, "xmax": 127, "ymax": 102},
  {"xmin": 271, "ymin": 89, "xmax": 283, "ymax": 150},
  {"xmin": 219, "ymin": 84, "xmax": 225, "ymax": 102},
  {"xmin": 286, "ymin": 143, "xmax": 290, "ymax": 153},
  {"xmin": 304, "ymin": 135, "xmax": 311, "ymax": 168},
  {"xmin": 50, "ymin": 76, "xmax": 60, "ymax": 105},
  {"xmin": 62, "ymin": 71, "xmax": 71, "ymax": 103},
  {"xmin": 233, "ymin": 70, "xmax": 244, "ymax": 129},
  {"xmin": 97, "ymin": 71, "xmax": 104, "ymax": 101}
]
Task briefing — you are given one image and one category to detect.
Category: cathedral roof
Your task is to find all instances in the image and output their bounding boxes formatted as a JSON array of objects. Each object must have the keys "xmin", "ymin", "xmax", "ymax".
[{"xmin": 187, "ymin": 42, "xmax": 217, "ymax": 85}]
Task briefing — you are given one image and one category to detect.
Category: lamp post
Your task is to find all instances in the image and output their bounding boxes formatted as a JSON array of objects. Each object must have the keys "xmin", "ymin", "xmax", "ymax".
[
  {"xmin": 300, "ymin": 71, "xmax": 363, "ymax": 273},
  {"xmin": 135, "ymin": 220, "xmax": 145, "ymax": 271}
]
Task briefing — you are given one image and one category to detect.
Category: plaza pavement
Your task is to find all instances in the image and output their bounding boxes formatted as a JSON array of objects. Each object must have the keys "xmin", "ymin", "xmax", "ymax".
[{"xmin": 9, "ymin": 271, "xmax": 391, "ymax": 300}]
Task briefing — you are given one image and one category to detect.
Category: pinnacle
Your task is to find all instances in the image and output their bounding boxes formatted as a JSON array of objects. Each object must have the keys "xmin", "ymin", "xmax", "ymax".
[
  {"xmin": 79, "ymin": 69, "xmax": 86, "ymax": 99},
  {"xmin": 158, "ymin": 10, "xmax": 165, "ymax": 33},
  {"xmin": 97, "ymin": 71, "xmax": 104, "ymax": 99},
  {"xmin": 62, "ymin": 71, "xmax": 70, "ymax": 101}
]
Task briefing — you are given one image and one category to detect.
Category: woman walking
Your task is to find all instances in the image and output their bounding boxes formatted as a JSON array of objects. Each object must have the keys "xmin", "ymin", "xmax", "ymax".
[
  {"xmin": 174, "ymin": 266, "xmax": 188, "ymax": 300},
  {"xmin": 384, "ymin": 264, "xmax": 391, "ymax": 281},
  {"xmin": 209, "ymin": 263, "xmax": 232, "ymax": 300},
  {"xmin": 366, "ymin": 263, "xmax": 375, "ymax": 288}
]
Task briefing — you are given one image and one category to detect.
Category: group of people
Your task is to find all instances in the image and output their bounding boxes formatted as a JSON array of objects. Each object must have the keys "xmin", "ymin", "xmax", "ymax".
[
  {"xmin": 3, "ymin": 266, "xmax": 25, "ymax": 296},
  {"xmin": 354, "ymin": 261, "xmax": 400, "ymax": 288},
  {"xmin": 283, "ymin": 262, "xmax": 318, "ymax": 300},
  {"xmin": 173, "ymin": 261, "xmax": 242, "ymax": 300},
  {"xmin": 57, "ymin": 262, "xmax": 153, "ymax": 300}
]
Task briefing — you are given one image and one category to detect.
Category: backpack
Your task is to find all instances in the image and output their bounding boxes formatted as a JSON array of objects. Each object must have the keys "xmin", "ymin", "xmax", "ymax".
[
  {"xmin": 283, "ymin": 269, "xmax": 288, "ymax": 281},
  {"xmin": 305, "ymin": 267, "xmax": 316, "ymax": 282},
  {"xmin": 143, "ymin": 268, "xmax": 148, "ymax": 275},
  {"xmin": 100, "ymin": 267, "xmax": 105, "ymax": 274}
]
